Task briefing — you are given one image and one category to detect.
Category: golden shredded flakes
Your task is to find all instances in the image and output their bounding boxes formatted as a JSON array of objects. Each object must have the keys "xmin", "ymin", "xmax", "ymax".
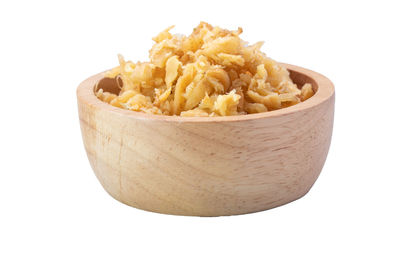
[{"xmin": 97, "ymin": 22, "xmax": 314, "ymax": 116}]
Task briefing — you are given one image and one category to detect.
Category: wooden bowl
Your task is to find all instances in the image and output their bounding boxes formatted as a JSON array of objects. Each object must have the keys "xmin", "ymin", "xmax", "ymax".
[{"xmin": 77, "ymin": 63, "xmax": 334, "ymax": 216}]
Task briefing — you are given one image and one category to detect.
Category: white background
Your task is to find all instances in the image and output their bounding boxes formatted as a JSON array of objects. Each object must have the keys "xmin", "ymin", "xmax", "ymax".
[{"xmin": 1, "ymin": 0, "xmax": 399, "ymax": 266}]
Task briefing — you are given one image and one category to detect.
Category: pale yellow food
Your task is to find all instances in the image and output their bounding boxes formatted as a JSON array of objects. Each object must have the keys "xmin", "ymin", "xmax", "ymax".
[{"xmin": 96, "ymin": 22, "xmax": 314, "ymax": 116}]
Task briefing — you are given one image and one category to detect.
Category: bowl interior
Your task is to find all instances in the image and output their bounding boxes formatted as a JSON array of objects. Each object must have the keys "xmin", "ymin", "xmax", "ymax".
[
  {"xmin": 289, "ymin": 69, "xmax": 318, "ymax": 93},
  {"xmin": 94, "ymin": 76, "xmax": 121, "ymax": 95}
]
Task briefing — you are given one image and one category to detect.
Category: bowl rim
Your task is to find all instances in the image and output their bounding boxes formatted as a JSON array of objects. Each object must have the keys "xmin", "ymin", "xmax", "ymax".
[{"xmin": 77, "ymin": 63, "xmax": 334, "ymax": 122}]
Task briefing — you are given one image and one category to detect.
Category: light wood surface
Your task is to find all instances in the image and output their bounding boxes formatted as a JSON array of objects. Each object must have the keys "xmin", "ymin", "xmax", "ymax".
[{"xmin": 77, "ymin": 63, "xmax": 335, "ymax": 216}]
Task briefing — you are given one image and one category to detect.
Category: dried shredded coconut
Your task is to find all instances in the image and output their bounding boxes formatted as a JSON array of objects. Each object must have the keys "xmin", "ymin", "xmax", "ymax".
[{"xmin": 96, "ymin": 22, "xmax": 314, "ymax": 116}]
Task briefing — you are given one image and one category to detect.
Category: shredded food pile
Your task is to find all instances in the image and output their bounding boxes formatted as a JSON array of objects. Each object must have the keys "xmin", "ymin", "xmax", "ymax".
[{"xmin": 96, "ymin": 22, "xmax": 314, "ymax": 116}]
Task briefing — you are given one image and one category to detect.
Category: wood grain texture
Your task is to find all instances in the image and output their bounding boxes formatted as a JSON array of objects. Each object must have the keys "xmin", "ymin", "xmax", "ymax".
[{"xmin": 77, "ymin": 63, "xmax": 335, "ymax": 216}]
